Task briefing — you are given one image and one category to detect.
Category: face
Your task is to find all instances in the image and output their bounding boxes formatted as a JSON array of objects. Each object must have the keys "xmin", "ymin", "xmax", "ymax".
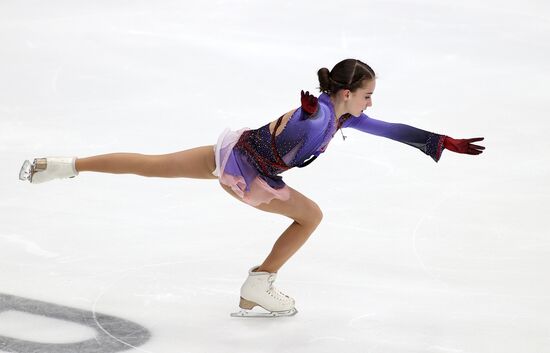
[{"xmin": 345, "ymin": 79, "xmax": 376, "ymax": 116}]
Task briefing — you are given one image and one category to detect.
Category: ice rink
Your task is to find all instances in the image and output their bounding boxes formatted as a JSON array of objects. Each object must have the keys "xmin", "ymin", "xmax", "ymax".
[{"xmin": 1, "ymin": 1, "xmax": 549, "ymax": 352}]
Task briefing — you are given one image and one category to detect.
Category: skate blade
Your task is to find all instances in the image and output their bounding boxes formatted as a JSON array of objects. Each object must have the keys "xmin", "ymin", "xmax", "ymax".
[
  {"xmin": 230, "ymin": 307, "xmax": 297, "ymax": 318},
  {"xmin": 19, "ymin": 160, "xmax": 32, "ymax": 181}
]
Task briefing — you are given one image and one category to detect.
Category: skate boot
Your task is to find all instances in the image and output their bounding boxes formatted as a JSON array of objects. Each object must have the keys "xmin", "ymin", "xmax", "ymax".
[
  {"xmin": 19, "ymin": 157, "xmax": 78, "ymax": 184},
  {"xmin": 230, "ymin": 265, "xmax": 297, "ymax": 317}
]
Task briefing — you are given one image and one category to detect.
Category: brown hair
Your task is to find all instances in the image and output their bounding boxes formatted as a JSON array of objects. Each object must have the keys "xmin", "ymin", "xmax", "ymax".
[{"xmin": 318, "ymin": 59, "xmax": 376, "ymax": 95}]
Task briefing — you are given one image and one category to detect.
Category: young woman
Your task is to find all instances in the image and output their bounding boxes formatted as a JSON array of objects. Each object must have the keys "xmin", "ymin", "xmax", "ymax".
[{"xmin": 19, "ymin": 59, "xmax": 485, "ymax": 317}]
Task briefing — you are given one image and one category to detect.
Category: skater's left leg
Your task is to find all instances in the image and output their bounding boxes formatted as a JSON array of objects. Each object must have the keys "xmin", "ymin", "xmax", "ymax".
[{"xmin": 75, "ymin": 145, "xmax": 217, "ymax": 179}]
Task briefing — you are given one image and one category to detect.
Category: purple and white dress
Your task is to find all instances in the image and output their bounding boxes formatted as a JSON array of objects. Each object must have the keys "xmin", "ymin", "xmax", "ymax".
[{"xmin": 212, "ymin": 92, "xmax": 445, "ymax": 206}]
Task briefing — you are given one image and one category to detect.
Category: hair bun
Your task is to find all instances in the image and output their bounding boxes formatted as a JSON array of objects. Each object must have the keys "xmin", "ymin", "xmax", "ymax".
[{"xmin": 317, "ymin": 67, "xmax": 332, "ymax": 94}]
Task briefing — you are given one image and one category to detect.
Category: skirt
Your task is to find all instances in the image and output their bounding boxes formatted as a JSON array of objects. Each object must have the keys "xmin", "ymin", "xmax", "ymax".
[{"xmin": 212, "ymin": 127, "xmax": 291, "ymax": 207}]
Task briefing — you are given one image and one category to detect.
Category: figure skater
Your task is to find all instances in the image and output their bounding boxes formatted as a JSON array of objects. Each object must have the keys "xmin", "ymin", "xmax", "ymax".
[{"xmin": 19, "ymin": 59, "xmax": 485, "ymax": 317}]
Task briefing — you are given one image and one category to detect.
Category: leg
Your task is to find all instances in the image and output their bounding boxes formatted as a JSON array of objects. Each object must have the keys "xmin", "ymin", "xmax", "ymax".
[
  {"xmin": 75, "ymin": 145, "xmax": 217, "ymax": 179},
  {"xmin": 221, "ymin": 184, "xmax": 323, "ymax": 273}
]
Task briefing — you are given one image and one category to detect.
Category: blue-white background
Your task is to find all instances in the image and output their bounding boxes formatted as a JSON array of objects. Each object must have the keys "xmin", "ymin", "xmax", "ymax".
[{"xmin": 1, "ymin": 1, "xmax": 549, "ymax": 352}]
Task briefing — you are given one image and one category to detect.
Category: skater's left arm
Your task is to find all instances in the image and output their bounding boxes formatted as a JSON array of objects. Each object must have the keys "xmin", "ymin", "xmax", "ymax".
[{"xmin": 343, "ymin": 113, "xmax": 485, "ymax": 162}]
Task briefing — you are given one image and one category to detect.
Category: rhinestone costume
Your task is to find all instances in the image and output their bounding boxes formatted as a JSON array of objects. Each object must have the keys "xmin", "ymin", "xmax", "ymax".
[{"xmin": 223, "ymin": 92, "xmax": 445, "ymax": 192}]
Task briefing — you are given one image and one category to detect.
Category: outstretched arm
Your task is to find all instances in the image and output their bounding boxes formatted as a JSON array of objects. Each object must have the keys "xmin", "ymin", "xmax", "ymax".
[
  {"xmin": 342, "ymin": 114, "xmax": 485, "ymax": 162},
  {"xmin": 343, "ymin": 114, "xmax": 447, "ymax": 162}
]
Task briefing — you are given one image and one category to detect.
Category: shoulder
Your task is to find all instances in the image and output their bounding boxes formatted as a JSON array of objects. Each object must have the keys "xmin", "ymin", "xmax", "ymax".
[
  {"xmin": 342, "ymin": 112, "xmax": 371, "ymax": 129},
  {"xmin": 317, "ymin": 92, "xmax": 331, "ymax": 109}
]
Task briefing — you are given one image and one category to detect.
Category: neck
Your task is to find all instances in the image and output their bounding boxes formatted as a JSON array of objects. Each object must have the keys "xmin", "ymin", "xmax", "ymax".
[{"xmin": 329, "ymin": 95, "xmax": 348, "ymax": 121}]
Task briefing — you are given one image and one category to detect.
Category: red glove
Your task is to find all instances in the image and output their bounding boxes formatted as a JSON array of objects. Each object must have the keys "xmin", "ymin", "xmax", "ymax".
[
  {"xmin": 301, "ymin": 90, "xmax": 318, "ymax": 116},
  {"xmin": 443, "ymin": 136, "xmax": 485, "ymax": 155}
]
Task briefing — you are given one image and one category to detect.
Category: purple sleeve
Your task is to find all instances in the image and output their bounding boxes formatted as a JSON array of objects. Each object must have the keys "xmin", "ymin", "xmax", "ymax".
[{"xmin": 343, "ymin": 113, "xmax": 446, "ymax": 162}]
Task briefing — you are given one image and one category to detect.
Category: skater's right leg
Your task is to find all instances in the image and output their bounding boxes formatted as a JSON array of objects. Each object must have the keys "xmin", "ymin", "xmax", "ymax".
[
  {"xmin": 222, "ymin": 184, "xmax": 323, "ymax": 273},
  {"xmin": 222, "ymin": 184, "xmax": 323, "ymax": 316}
]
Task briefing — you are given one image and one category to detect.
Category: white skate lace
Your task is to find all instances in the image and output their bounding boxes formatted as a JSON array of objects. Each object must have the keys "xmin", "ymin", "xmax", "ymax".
[{"xmin": 267, "ymin": 275, "xmax": 292, "ymax": 303}]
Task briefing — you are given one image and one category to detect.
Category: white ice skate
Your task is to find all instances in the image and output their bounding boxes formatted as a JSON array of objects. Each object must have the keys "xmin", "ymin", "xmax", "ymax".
[
  {"xmin": 19, "ymin": 157, "xmax": 78, "ymax": 184},
  {"xmin": 230, "ymin": 266, "xmax": 297, "ymax": 318}
]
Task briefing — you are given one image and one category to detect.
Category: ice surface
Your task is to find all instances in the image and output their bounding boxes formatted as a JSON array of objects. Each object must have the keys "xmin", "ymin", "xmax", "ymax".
[
  {"xmin": 0, "ymin": 310, "xmax": 96, "ymax": 343},
  {"xmin": 1, "ymin": 0, "xmax": 549, "ymax": 352}
]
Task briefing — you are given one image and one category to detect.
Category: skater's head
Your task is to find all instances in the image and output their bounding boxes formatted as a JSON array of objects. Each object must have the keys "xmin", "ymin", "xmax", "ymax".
[
  {"xmin": 318, "ymin": 59, "xmax": 376, "ymax": 95},
  {"xmin": 318, "ymin": 59, "xmax": 376, "ymax": 116}
]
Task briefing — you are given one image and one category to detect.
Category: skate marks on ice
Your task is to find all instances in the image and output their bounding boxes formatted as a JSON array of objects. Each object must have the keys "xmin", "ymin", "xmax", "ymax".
[
  {"xmin": 411, "ymin": 195, "xmax": 454, "ymax": 288},
  {"xmin": 0, "ymin": 293, "xmax": 150, "ymax": 353}
]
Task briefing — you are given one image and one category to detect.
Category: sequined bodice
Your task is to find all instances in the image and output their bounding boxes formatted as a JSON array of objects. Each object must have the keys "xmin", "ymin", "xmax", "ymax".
[{"xmin": 232, "ymin": 92, "xmax": 445, "ymax": 184}]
